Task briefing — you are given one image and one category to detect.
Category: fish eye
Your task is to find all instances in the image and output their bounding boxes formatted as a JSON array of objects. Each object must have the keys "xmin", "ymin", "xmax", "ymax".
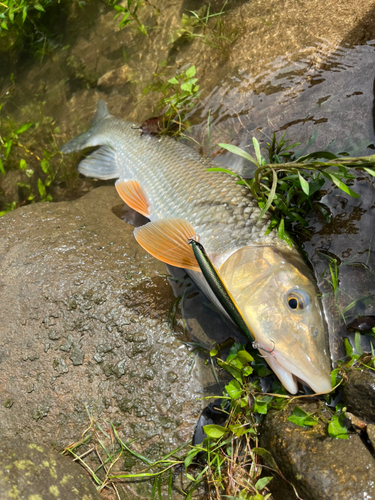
[{"xmin": 286, "ymin": 289, "xmax": 310, "ymax": 311}]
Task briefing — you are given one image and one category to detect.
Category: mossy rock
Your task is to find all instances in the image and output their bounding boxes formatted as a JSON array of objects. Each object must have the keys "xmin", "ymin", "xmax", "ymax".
[{"xmin": 0, "ymin": 438, "xmax": 101, "ymax": 499}]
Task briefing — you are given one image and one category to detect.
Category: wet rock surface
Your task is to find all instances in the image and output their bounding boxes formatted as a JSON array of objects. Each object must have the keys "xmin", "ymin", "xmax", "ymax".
[
  {"xmin": 0, "ymin": 439, "xmax": 101, "ymax": 500},
  {"xmin": 261, "ymin": 400, "xmax": 375, "ymax": 500},
  {"xmin": 343, "ymin": 368, "xmax": 375, "ymax": 424},
  {"xmin": 0, "ymin": 186, "xmax": 218, "ymax": 498}
]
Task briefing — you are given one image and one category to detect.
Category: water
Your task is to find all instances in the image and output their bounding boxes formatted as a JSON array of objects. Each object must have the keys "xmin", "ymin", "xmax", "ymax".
[{"xmin": 1, "ymin": 0, "xmax": 375, "ymax": 363}]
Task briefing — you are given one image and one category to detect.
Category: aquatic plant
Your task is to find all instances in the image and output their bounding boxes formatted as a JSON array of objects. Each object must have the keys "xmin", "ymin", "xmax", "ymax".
[
  {"xmin": 143, "ymin": 64, "xmax": 201, "ymax": 137},
  {"xmin": 108, "ymin": 0, "xmax": 148, "ymax": 34},
  {"xmin": 171, "ymin": 1, "xmax": 243, "ymax": 55},
  {"xmin": 0, "ymin": 84, "xmax": 65, "ymax": 216},
  {"xmin": 214, "ymin": 135, "xmax": 375, "ymax": 246},
  {"xmin": 0, "ymin": 0, "xmax": 73, "ymax": 57}
]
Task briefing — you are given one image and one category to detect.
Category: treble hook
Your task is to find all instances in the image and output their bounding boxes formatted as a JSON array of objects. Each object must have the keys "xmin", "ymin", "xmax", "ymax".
[{"xmin": 252, "ymin": 340, "xmax": 276, "ymax": 359}]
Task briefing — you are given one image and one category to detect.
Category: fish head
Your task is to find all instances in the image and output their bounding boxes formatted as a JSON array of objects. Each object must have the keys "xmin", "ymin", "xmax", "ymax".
[{"xmin": 219, "ymin": 245, "xmax": 331, "ymax": 394}]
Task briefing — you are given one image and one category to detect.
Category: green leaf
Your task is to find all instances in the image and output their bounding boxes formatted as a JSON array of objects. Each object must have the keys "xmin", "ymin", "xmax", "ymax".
[
  {"xmin": 37, "ymin": 178, "xmax": 46, "ymax": 197},
  {"xmin": 26, "ymin": 169, "xmax": 34, "ymax": 178},
  {"xmin": 1, "ymin": 21, "xmax": 8, "ymax": 30},
  {"xmin": 255, "ymin": 476, "xmax": 273, "ymax": 491},
  {"xmin": 138, "ymin": 23, "xmax": 147, "ymax": 35},
  {"xmin": 203, "ymin": 424, "xmax": 227, "ymax": 439},
  {"xmin": 40, "ymin": 158, "xmax": 49, "ymax": 174},
  {"xmin": 343, "ymin": 337, "xmax": 353, "ymax": 356},
  {"xmin": 210, "ymin": 348, "xmax": 218, "ymax": 357},
  {"xmin": 22, "ymin": 6, "xmax": 28, "ymax": 23},
  {"xmin": 227, "ymin": 343, "xmax": 246, "ymax": 357},
  {"xmin": 330, "ymin": 367, "xmax": 341, "ymax": 387},
  {"xmin": 19, "ymin": 159, "xmax": 27, "ymax": 170},
  {"xmin": 252, "ymin": 448, "xmax": 280, "ymax": 472},
  {"xmin": 277, "ymin": 217, "xmax": 285, "ymax": 240},
  {"xmin": 34, "ymin": 2, "xmax": 45, "ymax": 11},
  {"xmin": 228, "ymin": 423, "xmax": 248, "ymax": 437},
  {"xmin": 363, "ymin": 167, "xmax": 375, "ymax": 177},
  {"xmin": 184, "ymin": 447, "xmax": 200, "ymax": 469},
  {"xmin": 328, "ymin": 173, "xmax": 360, "ymax": 198},
  {"xmin": 217, "ymin": 358, "xmax": 242, "ymax": 382},
  {"xmin": 167, "ymin": 77, "xmax": 179, "ymax": 85},
  {"xmin": 15, "ymin": 122, "xmax": 33, "ymax": 135},
  {"xmin": 242, "ymin": 366, "xmax": 253, "ymax": 376},
  {"xmin": 236, "ymin": 350, "xmax": 253, "ymax": 364},
  {"xmin": 180, "ymin": 82, "xmax": 193, "ymax": 92},
  {"xmin": 257, "ymin": 168, "xmax": 277, "ymax": 221},
  {"xmin": 354, "ymin": 331, "xmax": 363, "ymax": 355},
  {"xmin": 298, "ymin": 172, "xmax": 309, "ymax": 195},
  {"xmin": 252, "ymin": 137, "xmax": 262, "ymax": 165},
  {"xmin": 295, "ymin": 150, "xmax": 338, "ymax": 162},
  {"xmin": 287, "ymin": 406, "xmax": 318, "ymax": 427},
  {"xmin": 0, "ymin": 158, "xmax": 4, "ymax": 174},
  {"xmin": 328, "ymin": 414, "xmax": 348, "ymax": 439},
  {"xmin": 185, "ymin": 65, "xmax": 196, "ymax": 78},
  {"xmin": 253, "ymin": 400, "xmax": 268, "ymax": 415},
  {"xmin": 225, "ymin": 379, "xmax": 242, "ymax": 399},
  {"xmin": 206, "ymin": 166, "xmax": 238, "ymax": 176},
  {"xmin": 218, "ymin": 143, "xmax": 258, "ymax": 166},
  {"xmin": 5, "ymin": 139, "xmax": 12, "ymax": 159}
]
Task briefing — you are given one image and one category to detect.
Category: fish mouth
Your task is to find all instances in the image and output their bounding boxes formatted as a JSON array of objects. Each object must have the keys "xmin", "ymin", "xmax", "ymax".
[{"xmin": 264, "ymin": 350, "xmax": 332, "ymax": 395}]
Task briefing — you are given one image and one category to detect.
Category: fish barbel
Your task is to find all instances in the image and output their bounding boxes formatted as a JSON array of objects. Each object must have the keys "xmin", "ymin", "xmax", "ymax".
[{"xmin": 61, "ymin": 100, "xmax": 332, "ymax": 394}]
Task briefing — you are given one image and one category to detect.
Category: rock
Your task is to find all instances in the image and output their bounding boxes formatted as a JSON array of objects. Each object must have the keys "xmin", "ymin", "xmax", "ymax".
[
  {"xmin": 367, "ymin": 424, "xmax": 375, "ymax": 449},
  {"xmin": 343, "ymin": 368, "xmax": 375, "ymax": 424},
  {"xmin": 0, "ymin": 438, "xmax": 102, "ymax": 499},
  {"xmin": 261, "ymin": 401, "xmax": 375, "ymax": 500},
  {"xmin": 97, "ymin": 65, "xmax": 133, "ymax": 89},
  {"xmin": 0, "ymin": 186, "xmax": 219, "ymax": 498}
]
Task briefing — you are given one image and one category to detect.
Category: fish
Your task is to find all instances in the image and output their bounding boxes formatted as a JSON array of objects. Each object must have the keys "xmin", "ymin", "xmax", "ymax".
[{"xmin": 60, "ymin": 100, "xmax": 332, "ymax": 394}]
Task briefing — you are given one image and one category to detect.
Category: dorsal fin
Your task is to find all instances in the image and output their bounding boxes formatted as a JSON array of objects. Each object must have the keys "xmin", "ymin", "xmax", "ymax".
[
  {"xmin": 90, "ymin": 100, "xmax": 112, "ymax": 127},
  {"xmin": 116, "ymin": 180, "xmax": 150, "ymax": 217},
  {"xmin": 134, "ymin": 218, "xmax": 200, "ymax": 271}
]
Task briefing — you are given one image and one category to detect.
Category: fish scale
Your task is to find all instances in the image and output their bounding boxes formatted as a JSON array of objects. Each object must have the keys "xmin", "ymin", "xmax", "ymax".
[{"xmin": 62, "ymin": 111, "xmax": 287, "ymax": 256}]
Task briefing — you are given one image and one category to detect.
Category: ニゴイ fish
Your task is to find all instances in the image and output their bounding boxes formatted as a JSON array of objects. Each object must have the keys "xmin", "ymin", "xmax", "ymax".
[{"xmin": 61, "ymin": 100, "xmax": 332, "ymax": 394}]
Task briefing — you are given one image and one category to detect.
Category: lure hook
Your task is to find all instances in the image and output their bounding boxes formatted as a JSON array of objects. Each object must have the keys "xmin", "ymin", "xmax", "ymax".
[{"xmin": 252, "ymin": 340, "xmax": 276, "ymax": 359}]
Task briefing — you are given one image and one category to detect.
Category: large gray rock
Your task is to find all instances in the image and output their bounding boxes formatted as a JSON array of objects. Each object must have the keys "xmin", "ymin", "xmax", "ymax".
[
  {"xmin": 0, "ymin": 439, "xmax": 102, "ymax": 500},
  {"xmin": 0, "ymin": 186, "xmax": 218, "ymax": 498},
  {"xmin": 261, "ymin": 401, "xmax": 375, "ymax": 500},
  {"xmin": 343, "ymin": 368, "xmax": 375, "ymax": 424}
]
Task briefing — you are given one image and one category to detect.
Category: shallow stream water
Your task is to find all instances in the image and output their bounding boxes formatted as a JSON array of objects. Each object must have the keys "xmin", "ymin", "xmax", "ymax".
[{"xmin": 1, "ymin": 0, "xmax": 375, "ymax": 369}]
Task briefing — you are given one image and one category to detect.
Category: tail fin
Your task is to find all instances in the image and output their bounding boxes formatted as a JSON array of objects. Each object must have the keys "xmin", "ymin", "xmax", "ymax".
[
  {"xmin": 60, "ymin": 101, "xmax": 120, "ymax": 180},
  {"xmin": 60, "ymin": 100, "xmax": 112, "ymax": 154}
]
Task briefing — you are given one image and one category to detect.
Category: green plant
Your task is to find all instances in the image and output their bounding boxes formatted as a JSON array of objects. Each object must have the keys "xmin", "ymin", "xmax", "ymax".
[
  {"xmin": 108, "ymin": 0, "xmax": 147, "ymax": 34},
  {"xmin": 171, "ymin": 1, "xmax": 243, "ymax": 55},
  {"xmin": 0, "ymin": 0, "xmax": 72, "ymax": 57},
  {"xmin": 63, "ymin": 336, "xmax": 375, "ymax": 499},
  {"xmin": 316, "ymin": 251, "xmax": 375, "ymax": 324},
  {"xmin": 213, "ymin": 135, "xmax": 375, "ymax": 246},
  {"xmin": 0, "ymin": 92, "xmax": 64, "ymax": 215},
  {"xmin": 63, "ymin": 412, "xmax": 189, "ymax": 499},
  {"xmin": 143, "ymin": 64, "xmax": 201, "ymax": 137},
  {"xmin": 0, "ymin": 0, "xmax": 46, "ymax": 34}
]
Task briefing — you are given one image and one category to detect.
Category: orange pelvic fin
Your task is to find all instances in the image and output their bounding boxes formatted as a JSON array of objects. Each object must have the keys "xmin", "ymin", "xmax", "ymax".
[
  {"xmin": 134, "ymin": 218, "xmax": 200, "ymax": 272},
  {"xmin": 116, "ymin": 180, "xmax": 150, "ymax": 217}
]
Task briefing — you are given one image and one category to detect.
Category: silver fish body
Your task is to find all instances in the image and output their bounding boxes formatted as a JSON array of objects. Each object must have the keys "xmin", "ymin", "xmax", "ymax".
[{"xmin": 61, "ymin": 100, "xmax": 332, "ymax": 394}]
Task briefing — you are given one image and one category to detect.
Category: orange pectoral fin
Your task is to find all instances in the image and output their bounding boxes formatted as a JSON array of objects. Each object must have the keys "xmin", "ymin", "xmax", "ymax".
[
  {"xmin": 134, "ymin": 218, "xmax": 201, "ymax": 272},
  {"xmin": 116, "ymin": 180, "xmax": 150, "ymax": 217}
]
